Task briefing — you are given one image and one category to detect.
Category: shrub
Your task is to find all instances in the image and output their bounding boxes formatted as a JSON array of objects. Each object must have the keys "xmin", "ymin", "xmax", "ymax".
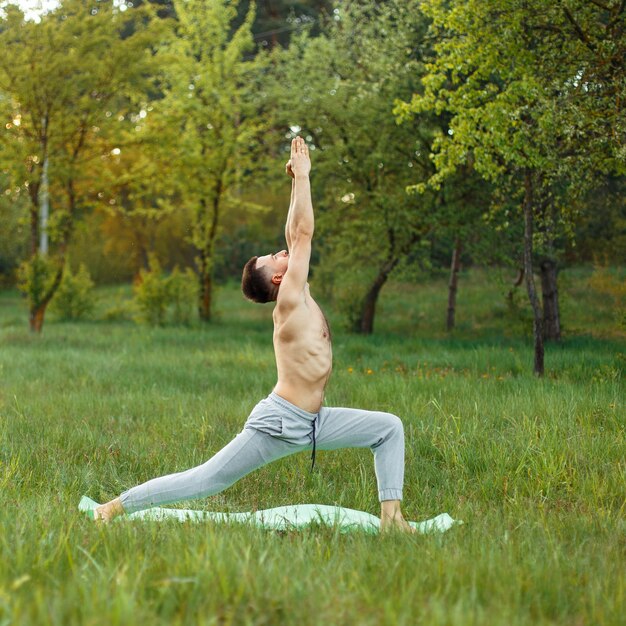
[
  {"xmin": 17, "ymin": 254, "xmax": 58, "ymax": 307},
  {"xmin": 168, "ymin": 267, "xmax": 198, "ymax": 325},
  {"xmin": 133, "ymin": 254, "xmax": 170, "ymax": 326},
  {"xmin": 50, "ymin": 263, "xmax": 96, "ymax": 321},
  {"xmin": 133, "ymin": 255, "xmax": 198, "ymax": 326},
  {"xmin": 102, "ymin": 301, "xmax": 136, "ymax": 322}
]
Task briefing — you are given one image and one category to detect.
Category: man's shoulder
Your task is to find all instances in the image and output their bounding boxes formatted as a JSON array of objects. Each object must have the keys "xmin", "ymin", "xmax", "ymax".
[
  {"xmin": 275, "ymin": 292, "xmax": 307, "ymax": 319},
  {"xmin": 275, "ymin": 281, "xmax": 309, "ymax": 313}
]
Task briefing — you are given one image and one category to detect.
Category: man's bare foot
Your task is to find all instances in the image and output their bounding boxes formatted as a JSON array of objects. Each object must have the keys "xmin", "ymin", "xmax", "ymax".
[
  {"xmin": 93, "ymin": 497, "xmax": 125, "ymax": 523},
  {"xmin": 380, "ymin": 500, "xmax": 417, "ymax": 534}
]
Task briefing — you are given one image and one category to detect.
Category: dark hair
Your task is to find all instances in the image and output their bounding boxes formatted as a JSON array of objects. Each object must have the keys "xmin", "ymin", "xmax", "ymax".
[{"xmin": 241, "ymin": 256, "xmax": 278, "ymax": 303}]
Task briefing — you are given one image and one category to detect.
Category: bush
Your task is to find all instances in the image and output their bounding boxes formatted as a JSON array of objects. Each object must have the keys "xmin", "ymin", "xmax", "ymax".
[
  {"xmin": 133, "ymin": 254, "xmax": 170, "ymax": 326},
  {"xmin": 133, "ymin": 254, "xmax": 198, "ymax": 326},
  {"xmin": 168, "ymin": 267, "xmax": 198, "ymax": 325},
  {"xmin": 51, "ymin": 263, "xmax": 96, "ymax": 321},
  {"xmin": 102, "ymin": 301, "xmax": 136, "ymax": 322},
  {"xmin": 17, "ymin": 254, "xmax": 58, "ymax": 307}
]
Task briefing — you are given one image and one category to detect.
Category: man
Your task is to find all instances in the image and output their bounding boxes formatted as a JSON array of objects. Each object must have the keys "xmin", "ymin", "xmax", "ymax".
[{"xmin": 93, "ymin": 137, "xmax": 415, "ymax": 533}]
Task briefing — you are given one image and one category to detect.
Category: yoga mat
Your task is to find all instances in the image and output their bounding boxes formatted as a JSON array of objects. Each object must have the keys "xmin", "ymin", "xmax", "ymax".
[{"xmin": 79, "ymin": 496, "xmax": 460, "ymax": 534}]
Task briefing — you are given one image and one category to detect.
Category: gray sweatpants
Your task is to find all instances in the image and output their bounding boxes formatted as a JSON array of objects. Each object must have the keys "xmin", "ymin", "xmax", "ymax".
[{"xmin": 120, "ymin": 392, "xmax": 405, "ymax": 514}]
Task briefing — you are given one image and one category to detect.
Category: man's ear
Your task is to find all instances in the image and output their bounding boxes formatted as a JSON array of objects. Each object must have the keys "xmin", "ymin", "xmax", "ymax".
[{"xmin": 271, "ymin": 273, "xmax": 283, "ymax": 285}]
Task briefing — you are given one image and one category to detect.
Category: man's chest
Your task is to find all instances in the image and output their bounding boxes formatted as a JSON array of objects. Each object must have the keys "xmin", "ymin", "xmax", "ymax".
[{"xmin": 273, "ymin": 300, "xmax": 329, "ymax": 343}]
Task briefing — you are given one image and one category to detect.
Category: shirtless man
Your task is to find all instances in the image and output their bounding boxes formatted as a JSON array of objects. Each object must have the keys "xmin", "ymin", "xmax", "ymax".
[{"xmin": 93, "ymin": 136, "xmax": 415, "ymax": 533}]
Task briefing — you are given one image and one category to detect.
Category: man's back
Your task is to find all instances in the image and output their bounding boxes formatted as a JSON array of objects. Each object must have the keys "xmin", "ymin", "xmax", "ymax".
[{"xmin": 273, "ymin": 284, "xmax": 332, "ymax": 413}]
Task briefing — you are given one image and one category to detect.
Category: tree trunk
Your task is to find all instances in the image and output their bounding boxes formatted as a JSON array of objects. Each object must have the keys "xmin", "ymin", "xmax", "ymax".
[
  {"xmin": 28, "ymin": 179, "xmax": 77, "ymax": 333},
  {"xmin": 200, "ymin": 271, "xmax": 212, "ymax": 322},
  {"xmin": 30, "ymin": 306, "xmax": 46, "ymax": 333},
  {"xmin": 29, "ymin": 263, "xmax": 64, "ymax": 333},
  {"xmin": 198, "ymin": 180, "xmax": 222, "ymax": 322},
  {"xmin": 507, "ymin": 267, "xmax": 524, "ymax": 304},
  {"xmin": 446, "ymin": 238, "xmax": 462, "ymax": 331},
  {"xmin": 540, "ymin": 258, "xmax": 561, "ymax": 341},
  {"xmin": 198, "ymin": 241, "xmax": 213, "ymax": 322},
  {"xmin": 523, "ymin": 170, "xmax": 544, "ymax": 376},
  {"xmin": 358, "ymin": 279, "xmax": 385, "ymax": 335},
  {"xmin": 30, "ymin": 205, "xmax": 39, "ymax": 256},
  {"xmin": 357, "ymin": 258, "xmax": 399, "ymax": 334}
]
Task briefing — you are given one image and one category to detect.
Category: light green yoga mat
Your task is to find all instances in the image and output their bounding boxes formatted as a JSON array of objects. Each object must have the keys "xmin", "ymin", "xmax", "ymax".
[{"xmin": 79, "ymin": 496, "xmax": 460, "ymax": 534}]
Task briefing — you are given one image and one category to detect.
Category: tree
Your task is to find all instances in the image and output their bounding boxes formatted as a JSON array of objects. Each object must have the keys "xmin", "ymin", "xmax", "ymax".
[
  {"xmin": 396, "ymin": 0, "xmax": 625, "ymax": 374},
  {"xmin": 0, "ymin": 0, "xmax": 162, "ymax": 331},
  {"xmin": 280, "ymin": 0, "xmax": 439, "ymax": 334},
  {"xmin": 95, "ymin": 101, "xmax": 185, "ymax": 279},
  {"xmin": 157, "ymin": 0, "xmax": 269, "ymax": 321},
  {"xmin": 431, "ymin": 162, "xmax": 493, "ymax": 332}
]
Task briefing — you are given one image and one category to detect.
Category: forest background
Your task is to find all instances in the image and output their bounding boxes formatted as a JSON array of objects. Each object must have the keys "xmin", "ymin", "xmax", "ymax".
[{"xmin": 0, "ymin": 0, "xmax": 624, "ymax": 372}]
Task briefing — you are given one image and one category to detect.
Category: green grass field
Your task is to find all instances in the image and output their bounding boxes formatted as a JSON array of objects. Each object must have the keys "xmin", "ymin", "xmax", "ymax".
[{"xmin": 0, "ymin": 268, "xmax": 624, "ymax": 625}]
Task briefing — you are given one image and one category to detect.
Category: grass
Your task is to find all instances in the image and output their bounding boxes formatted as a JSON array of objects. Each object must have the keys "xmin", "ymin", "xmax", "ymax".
[{"xmin": 0, "ymin": 267, "xmax": 624, "ymax": 625}]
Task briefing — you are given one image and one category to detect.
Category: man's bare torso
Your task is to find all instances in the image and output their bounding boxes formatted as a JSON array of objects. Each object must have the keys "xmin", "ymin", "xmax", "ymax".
[{"xmin": 272, "ymin": 284, "xmax": 332, "ymax": 413}]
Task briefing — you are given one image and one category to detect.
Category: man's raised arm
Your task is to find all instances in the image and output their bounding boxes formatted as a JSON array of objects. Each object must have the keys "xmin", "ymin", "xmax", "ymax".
[
  {"xmin": 285, "ymin": 175, "xmax": 295, "ymax": 251},
  {"xmin": 287, "ymin": 136, "xmax": 313, "ymax": 243},
  {"xmin": 277, "ymin": 137, "xmax": 313, "ymax": 306}
]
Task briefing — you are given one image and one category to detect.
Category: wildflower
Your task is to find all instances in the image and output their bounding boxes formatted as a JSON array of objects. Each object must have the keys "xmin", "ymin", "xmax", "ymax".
[
  {"xmin": 347, "ymin": 367, "xmax": 353, "ymax": 373},
  {"xmin": 366, "ymin": 368, "xmax": 374, "ymax": 375}
]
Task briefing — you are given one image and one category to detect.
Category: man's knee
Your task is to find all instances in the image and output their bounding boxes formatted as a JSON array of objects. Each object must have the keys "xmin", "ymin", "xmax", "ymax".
[
  {"xmin": 372, "ymin": 412, "xmax": 404, "ymax": 447},
  {"xmin": 385, "ymin": 413, "xmax": 404, "ymax": 437}
]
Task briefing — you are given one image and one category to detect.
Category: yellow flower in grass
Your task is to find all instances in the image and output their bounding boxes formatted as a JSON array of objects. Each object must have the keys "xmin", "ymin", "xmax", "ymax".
[
  {"xmin": 347, "ymin": 367, "xmax": 353, "ymax": 373},
  {"xmin": 366, "ymin": 368, "xmax": 374, "ymax": 375}
]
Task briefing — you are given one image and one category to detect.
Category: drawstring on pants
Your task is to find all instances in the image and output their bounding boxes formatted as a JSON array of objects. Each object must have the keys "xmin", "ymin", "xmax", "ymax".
[{"xmin": 310, "ymin": 417, "xmax": 317, "ymax": 472}]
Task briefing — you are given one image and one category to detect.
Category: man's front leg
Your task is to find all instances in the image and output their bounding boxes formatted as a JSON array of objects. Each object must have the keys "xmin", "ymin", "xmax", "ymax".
[{"xmin": 380, "ymin": 500, "xmax": 416, "ymax": 534}]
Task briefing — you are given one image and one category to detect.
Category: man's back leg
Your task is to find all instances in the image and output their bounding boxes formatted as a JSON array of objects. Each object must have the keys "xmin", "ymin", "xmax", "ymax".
[{"xmin": 94, "ymin": 427, "xmax": 295, "ymax": 521}]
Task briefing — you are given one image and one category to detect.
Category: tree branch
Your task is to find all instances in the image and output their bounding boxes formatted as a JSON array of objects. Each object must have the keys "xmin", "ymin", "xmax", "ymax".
[
  {"xmin": 607, "ymin": 0, "xmax": 626, "ymax": 29},
  {"xmin": 586, "ymin": 0, "xmax": 611, "ymax": 11},
  {"xmin": 562, "ymin": 5, "xmax": 597, "ymax": 52}
]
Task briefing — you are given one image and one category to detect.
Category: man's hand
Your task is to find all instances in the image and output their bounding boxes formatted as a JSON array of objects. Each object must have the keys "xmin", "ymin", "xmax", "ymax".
[
  {"xmin": 285, "ymin": 160, "xmax": 294, "ymax": 178},
  {"xmin": 290, "ymin": 136, "xmax": 311, "ymax": 178}
]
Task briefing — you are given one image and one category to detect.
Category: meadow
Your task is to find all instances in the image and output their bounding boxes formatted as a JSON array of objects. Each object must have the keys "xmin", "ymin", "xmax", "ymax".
[{"xmin": 0, "ymin": 267, "xmax": 624, "ymax": 625}]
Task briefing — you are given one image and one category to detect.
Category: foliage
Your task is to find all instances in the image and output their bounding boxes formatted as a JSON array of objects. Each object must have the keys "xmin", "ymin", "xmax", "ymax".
[
  {"xmin": 0, "ymin": 181, "xmax": 28, "ymax": 287},
  {"xmin": 16, "ymin": 254, "xmax": 57, "ymax": 307},
  {"xmin": 394, "ymin": 0, "xmax": 626, "ymax": 372},
  {"xmin": 101, "ymin": 300, "xmax": 136, "ymax": 323},
  {"xmin": 395, "ymin": 0, "xmax": 625, "ymax": 209},
  {"xmin": 149, "ymin": 0, "xmax": 271, "ymax": 321},
  {"xmin": 0, "ymin": 0, "xmax": 623, "ymax": 343},
  {"xmin": 279, "ymin": 0, "xmax": 438, "ymax": 332},
  {"xmin": 588, "ymin": 262, "xmax": 626, "ymax": 331},
  {"xmin": 0, "ymin": 0, "xmax": 165, "ymax": 330},
  {"xmin": 133, "ymin": 254, "xmax": 170, "ymax": 326},
  {"xmin": 50, "ymin": 262, "xmax": 96, "ymax": 321},
  {"xmin": 168, "ymin": 266, "xmax": 199, "ymax": 325},
  {"xmin": 571, "ymin": 174, "xmax": 626, "ymax": 263},
  {"xmin": 133, "ymin": 254, "xmax": 198, "ymax": 326},
  {"xmin": 237, "ymin": 0, "xmax": 333, "ymax": 49}
]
